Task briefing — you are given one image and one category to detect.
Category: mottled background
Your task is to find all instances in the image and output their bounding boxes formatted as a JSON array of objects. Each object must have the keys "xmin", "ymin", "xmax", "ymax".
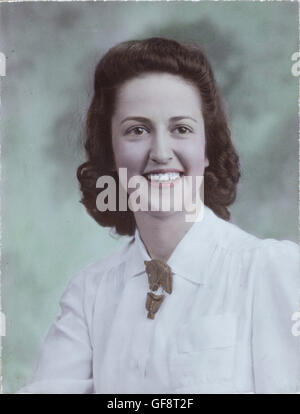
[{"xmin": 0, "ymin": 0, "xmax": 298, "ymax": 393}]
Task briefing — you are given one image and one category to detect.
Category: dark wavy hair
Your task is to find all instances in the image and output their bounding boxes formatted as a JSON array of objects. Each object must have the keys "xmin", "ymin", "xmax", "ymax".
[{"xmin": 77, "ymin": 37, "xmax": 240, "ymax": 236}]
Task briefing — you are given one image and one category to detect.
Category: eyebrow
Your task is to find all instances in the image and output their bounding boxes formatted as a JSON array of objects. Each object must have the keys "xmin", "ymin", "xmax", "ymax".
[
  {"xmin": 120, "ymin": 116, "xmax": 198, "ymax": 125},
  {"xmin": 120, "ymin": 116, "xmax": 150, "ymax": 125},
  {"xmin": 171, "ymin": 116, "xmax": 198, "ymax": 123}
]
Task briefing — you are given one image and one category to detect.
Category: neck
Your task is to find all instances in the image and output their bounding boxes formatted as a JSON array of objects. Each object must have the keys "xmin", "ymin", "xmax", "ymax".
[{"xmin": 134, "ymin": 211, "xmax": 195, "ymax": 262}]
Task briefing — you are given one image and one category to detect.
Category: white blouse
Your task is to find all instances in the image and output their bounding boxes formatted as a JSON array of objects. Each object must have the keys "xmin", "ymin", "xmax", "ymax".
[{"xmin": 18, "ymin": 206, "xmax": 300, "ymax": 394}]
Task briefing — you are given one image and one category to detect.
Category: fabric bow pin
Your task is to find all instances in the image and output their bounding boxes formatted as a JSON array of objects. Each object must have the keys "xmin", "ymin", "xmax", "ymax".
[{"xmin": 144, "ymin": 259, "xmax": 173, "ymax": 320}]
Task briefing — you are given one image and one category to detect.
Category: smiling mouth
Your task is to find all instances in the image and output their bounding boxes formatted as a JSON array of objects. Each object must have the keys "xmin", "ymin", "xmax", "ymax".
[{"xmin": 143, "ymin": 171, "xmax": 184, "ymax": 183}]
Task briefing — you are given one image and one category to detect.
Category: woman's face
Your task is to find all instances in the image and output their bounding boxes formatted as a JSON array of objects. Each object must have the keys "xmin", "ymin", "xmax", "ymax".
[{"xmin": 111, "ymin": 72, "xmax": 209, "ymax": 215}]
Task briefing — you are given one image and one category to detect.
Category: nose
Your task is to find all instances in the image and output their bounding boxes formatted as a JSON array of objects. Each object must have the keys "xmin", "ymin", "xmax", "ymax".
[{"xmin": 149, "ymin": 129, "xmax": 173, "ymax": 164}]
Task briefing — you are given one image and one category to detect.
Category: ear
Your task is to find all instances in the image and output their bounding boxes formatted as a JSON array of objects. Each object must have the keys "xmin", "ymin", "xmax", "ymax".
[{"xmin": 204, "ymin": 157, "xmax": 209, "ymax": 168}]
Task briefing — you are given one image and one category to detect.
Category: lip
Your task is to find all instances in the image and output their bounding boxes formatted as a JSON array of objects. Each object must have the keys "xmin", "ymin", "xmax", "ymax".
[
  {"xmin": 142, "ymin": 168, "xmax": 184, "ymax": 176},
  {"xmin": 142, "ymin": 169, "xmax": 184, "ymax": 187}
]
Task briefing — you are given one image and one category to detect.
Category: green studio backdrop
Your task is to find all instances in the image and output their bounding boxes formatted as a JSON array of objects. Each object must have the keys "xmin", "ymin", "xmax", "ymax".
[{"xmin": 0, "ymin": 0, "xmax": 298, "ymax": 393}]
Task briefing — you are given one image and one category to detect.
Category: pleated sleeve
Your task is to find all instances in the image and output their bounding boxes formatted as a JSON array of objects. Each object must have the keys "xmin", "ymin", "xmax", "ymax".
[
  {"xmin": 17, "ymin": 270, "xmax": 94, "ymax": 394},
  {"xmin": 252, "ymin": 239, "xmax": 300, "ymax": 393}
]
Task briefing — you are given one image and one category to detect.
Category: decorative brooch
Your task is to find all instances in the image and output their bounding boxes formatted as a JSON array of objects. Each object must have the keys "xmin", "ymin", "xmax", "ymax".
[{"xmin": 144, "ymin": 259, "xmax": 173, "ymax": 320}]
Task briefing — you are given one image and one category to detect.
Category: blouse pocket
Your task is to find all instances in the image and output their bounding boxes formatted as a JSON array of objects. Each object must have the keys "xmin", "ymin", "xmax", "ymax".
[{"xmin": 170, "ymin": 313, "xmax": 238, "ymax": 392}]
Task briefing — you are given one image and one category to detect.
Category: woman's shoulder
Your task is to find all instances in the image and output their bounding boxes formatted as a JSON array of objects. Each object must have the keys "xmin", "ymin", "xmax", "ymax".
[
  {"xmin": 210, "ymin": 209, "xmax": 299, "ymax": 258},
  {"xmin": 251, "ymin": 236, "xmax": 299, "ymax": 309},
  {"xmin": 210, "ymin": 211, "xmax": 299, "ymax": 292},
  {"xmin": 254, "ymin": 237, "xmax": 299, "ymax": 274},
  {"xmin": 54, "ymin": 237, "xmax": 135, "ymax": 331},
  {"xmin": 66, "ymin": 236, "xmax": 134, "ymax": 290}
]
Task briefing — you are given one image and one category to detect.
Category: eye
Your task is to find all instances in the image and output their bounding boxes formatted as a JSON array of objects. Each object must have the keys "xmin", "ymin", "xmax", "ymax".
[
  {"xmin": 126, "ymin": 126, "xmax": 148, "ymax": 136},
  {"xmin": 173, "ymin": 125, "xmax": 193, "ymax": 135}
]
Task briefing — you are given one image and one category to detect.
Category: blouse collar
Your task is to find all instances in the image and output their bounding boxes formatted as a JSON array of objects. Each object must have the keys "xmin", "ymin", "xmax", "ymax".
[{"xmin": 125, "ymin": 205, "xmax": 222, "ymax": 285}]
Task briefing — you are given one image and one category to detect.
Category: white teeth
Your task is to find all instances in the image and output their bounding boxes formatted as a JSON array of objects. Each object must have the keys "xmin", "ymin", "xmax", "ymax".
[{"xmin": 146, "ymin": 172, "xmax": 181, "ymax": 182}]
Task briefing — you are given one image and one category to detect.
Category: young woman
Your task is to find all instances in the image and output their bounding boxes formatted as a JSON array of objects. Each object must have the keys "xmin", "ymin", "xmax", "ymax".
[{"xmin": 18, "ymin": 38, "xmax": 299, "ymax": 394}]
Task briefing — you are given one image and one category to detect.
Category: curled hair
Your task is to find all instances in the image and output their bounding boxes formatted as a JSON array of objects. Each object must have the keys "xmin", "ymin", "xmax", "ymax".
[{"xmin": 77, "ymin": 37, "xmax": 240, "ymax": 236}]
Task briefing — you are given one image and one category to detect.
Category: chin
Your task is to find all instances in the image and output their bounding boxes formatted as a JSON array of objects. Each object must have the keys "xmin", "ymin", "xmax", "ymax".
[{"xmin": 136, "ymin": 209, "xmax": 184, "ymax": 219}]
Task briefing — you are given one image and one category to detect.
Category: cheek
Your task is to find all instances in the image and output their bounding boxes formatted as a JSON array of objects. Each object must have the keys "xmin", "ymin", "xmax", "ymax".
[
  {"xmin": 177, "ymin": 139, "xmax": 207, "ymax": 173},
  {"xmin": 112, "ymin": 140, "xmax": 144, "ymax": 177}
]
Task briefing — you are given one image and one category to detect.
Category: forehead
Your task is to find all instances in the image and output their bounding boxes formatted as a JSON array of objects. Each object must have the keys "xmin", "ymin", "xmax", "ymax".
[{"xmin": 114, "ymin": 72, "xmax": 203, "ymax": 119}]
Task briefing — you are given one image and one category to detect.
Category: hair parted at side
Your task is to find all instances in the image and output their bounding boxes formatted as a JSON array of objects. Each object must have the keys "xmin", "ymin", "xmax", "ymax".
[{"xmin": 77, "ymin": 37, "xmax": 240, "ymax": 236}]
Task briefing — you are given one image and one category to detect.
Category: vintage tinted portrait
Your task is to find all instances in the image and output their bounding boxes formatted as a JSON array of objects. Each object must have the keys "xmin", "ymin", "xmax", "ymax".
[{"xmin": 0, "ymin": 0, "xmax": 299, "ymax": 394}]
